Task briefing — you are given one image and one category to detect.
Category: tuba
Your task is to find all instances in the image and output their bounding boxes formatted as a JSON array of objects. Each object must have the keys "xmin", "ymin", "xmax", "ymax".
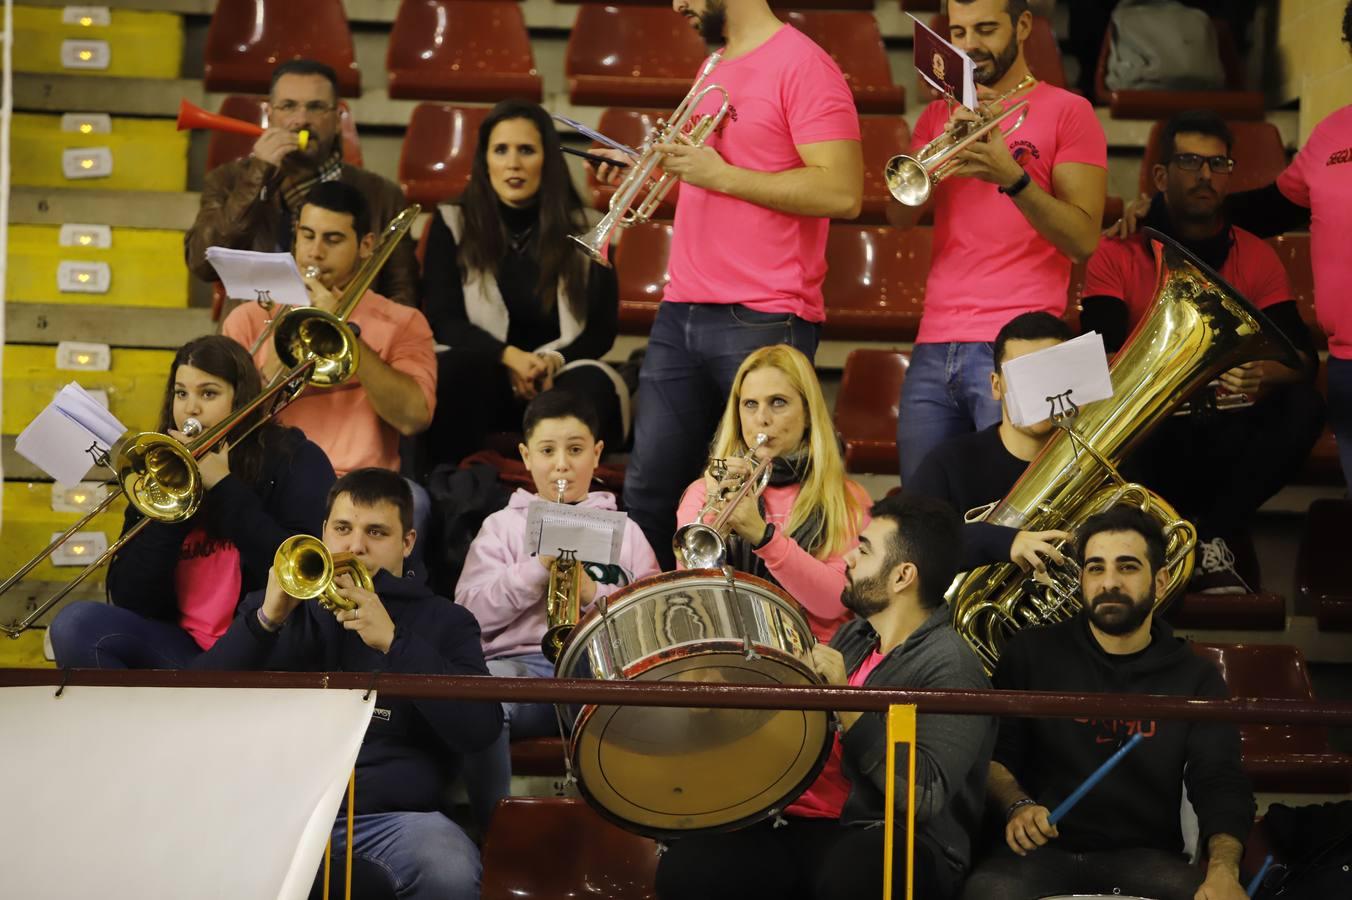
[
  {"xmin": 673, "ymin": 434, "xmax": 772, "ymax": 569},
  {"xmin": 274, "ymin": 535, "xmax": 372, "ymax": 612},
  {"xmin": 541, "ymin": 480, "xmax": 584, "ymax": 662},
  {"xmin": 949, "ymin": 229, "xmax": 1307, "ymax": 672}
]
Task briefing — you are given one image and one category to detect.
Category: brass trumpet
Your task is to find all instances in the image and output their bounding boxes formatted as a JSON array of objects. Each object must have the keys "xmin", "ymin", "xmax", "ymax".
[
  {"xmin": 884, "ymin": 74, "xmax": 1036, "ymax": 206},
  {"xmin": 274, "ymin": 534, "xmax": 372, "ymax": 612},
  {"xmin": 573, "ymin": 51, "xmax": 731, "ymax": 266},
  {"xmin": 673, "ymin": 434, "xmax": 772, "ymax": 569},
  {"xmin": 542, "ymin": 479, "xmax": 583, "ymax": 663}
]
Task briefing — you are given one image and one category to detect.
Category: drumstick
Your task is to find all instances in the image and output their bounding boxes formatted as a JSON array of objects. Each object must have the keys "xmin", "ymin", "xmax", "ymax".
[
  {"xmin": 1246, "ymin": 854, "xmax": 1274, "ymax": 897},
  {"xmin": 1047, "ymin": 731, "xmax": 1146, "ymax": 825}
]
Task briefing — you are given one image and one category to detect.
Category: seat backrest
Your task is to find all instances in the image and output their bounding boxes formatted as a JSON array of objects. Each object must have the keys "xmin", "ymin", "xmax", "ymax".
[
  {"xmin": 785, "ymin": 11, "xmax": 895, "ymax": 91},
  {"xmin": 565, "ymin": 6, "xmax": 707, "ymax": 81},
  {"xmin": 1190, "ymin": 643, "xmax": 1315, "ymax": 701},
  {"xmin": 614, "ymin": 220, "xmax": 674, "ymax": 306},
  {"xmin": 586, "ymin": 108, "xmax": 676, "ymax": 212},
  {"xmin": 204, "ymin": 0, "xmax": 360, "ymax": 96},
  {"xmin": 924, "ymin": 14, "xmax": 1066, "ymax": 97},
  {"xmin": 823, "ymin": 225, "xmax": 931, "ymax": 317},
  {"xmin": 386, "ymin": 0, "xmax": 538, "ymax": 88},
  {"xmin": 833, "ymin": 348, "xmax": 909, "ymax": 434},
  {"xmin": 205, "ymin": 96, "xmax": 363, "ymax": 172},
  {"xmin": 859, "ymin": 115, "xmax": 911, "ymax": 205},
  {"xmin": 398, "ymin": 103, "xmax": 492, "ymax": 206},
  {"xmin": 1138, "ymin": 120, "xmax": 1287, "ymax": 196},
  {"xmin": 481, "ymin": 798, "xmax": 660, "ymax": 900}
]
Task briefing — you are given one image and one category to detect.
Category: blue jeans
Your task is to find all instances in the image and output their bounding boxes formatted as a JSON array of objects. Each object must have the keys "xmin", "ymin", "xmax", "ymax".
[
  {"xmin": 1327, "ymin": 356, "xmax": 1352, "ymax": 491},
  {"xmin": 48, "ymin": 601, "xmax": 202, "ymax": 669},
  {"xmin": 624, "ymin": 302, "xmax": 821, "ymax": 567},
  {"xmin": 324, "ymin": 810, "xmax": 480, "ymax": 900},
  {"xmin": 462, "ymin": 652, "xmax": 561, "ymax": 828},
  {"xmin": 897, "ymin": 342, "xmax": 1004, "ymax": 484}
]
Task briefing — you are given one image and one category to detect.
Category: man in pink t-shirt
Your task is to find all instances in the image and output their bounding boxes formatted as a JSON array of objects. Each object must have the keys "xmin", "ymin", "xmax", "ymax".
[
  {"xmin": 594, "ymin": 0, "xmax": 863, "ymax": 566},
  {"xmin": 1082, "ymin": 110, "xmax": 1322, "ymax": 595},
  {"xmin": 654, "ymin": 493, "xmax": 993, "ymax": 900},
  {"xmin": 887, "ymin": 0, "xmax": 1107, "ymax": 484}
]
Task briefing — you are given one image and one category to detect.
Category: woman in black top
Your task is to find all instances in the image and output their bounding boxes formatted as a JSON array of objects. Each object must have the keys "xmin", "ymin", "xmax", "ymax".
[
  {"xmin": 422, "ymin": 99, "xmax": 623, "ymax": 464},
  {"xmin": 48, "ymin": 335, "xmax": 335, "ymax": 668}
]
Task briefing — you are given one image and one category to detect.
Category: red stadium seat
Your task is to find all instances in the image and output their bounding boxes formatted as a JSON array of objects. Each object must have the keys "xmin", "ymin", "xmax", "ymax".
[
  {"xmin": 397, "ymin": 103, "xmax": 492, "ymax": 207},
  {"xmin": 834, "ymin": 349, "xmax": 909, "ymax": 475},
  {"xmin": 860, "ymin": 115, "xmax": 911, "ymax": 223},
  {"xmin": 481, "ymin": 798, "xmax": 660, "ymax": 900},
  {"xmin": 784, "ymin": 11, "xmax": 905, "ymax": 114},
  {"xmin": 205, "ymin": 95, "xmax": 364, "ymax": 173},
  {"xmin": 613, "ymin": 220, "xmax": 673, "ymax": 334},
  {"xmin": 203, "ymin": 0, "xmax": 360, "ymax": 97},
  {"xmin": 1191, "ymin": 643, "xmax": 1352, "ymax": 792},
  {"xmin": 509, "ymin": 737, "xmax": 568, "ymax": 777},
  {"xmin": 1094, "ymin": 19, "xmax": 1263, "ymax": 120},
  {"xmin": 1165, "ymin": 591, "xmax": 1286, "ymax": 631},
  {"xmin": 1298, "ymin": 499, "xmax": 1352, "ymax": 632},
  {"xmin": 918, "ymin": 15, "xmax": 1067, "ymax": 102},
  {"xmin": 1138, "ymin": 120, "xmax": 1287, "ymax": 197},
  {"xmin": 386, "ymin": 0, "xmax": 543, "ymax": 102},
  {"xmin": 584, "ymin": 108, "xmax": 679, "ymax": 216},
  {"xmin": 566, "ymin": 7, "xmax": 709, "ymax": 107},
  {"xmin": 822, "ymin": 225, "xmax": 930, "ymax": 342}
]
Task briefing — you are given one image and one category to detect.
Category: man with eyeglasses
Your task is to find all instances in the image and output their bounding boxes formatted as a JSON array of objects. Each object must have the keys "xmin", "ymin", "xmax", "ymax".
[
  {"xmin": 186, "ymin": 59, "xmax": 419, "ymax": 308},
  {"xmin": 1081, "ymin": 109, "xmax": 1322, "ymax": 595}
]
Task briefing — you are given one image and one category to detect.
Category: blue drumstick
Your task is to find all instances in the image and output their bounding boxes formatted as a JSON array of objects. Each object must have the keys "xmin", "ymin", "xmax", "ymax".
[
  {"xmin": 1047, "ymin": 732, "xmax": 1146, "ymax": 825},
  {"xmin": 1246, "ymin": 854, "xmax": 1274, "ymax": 897}
]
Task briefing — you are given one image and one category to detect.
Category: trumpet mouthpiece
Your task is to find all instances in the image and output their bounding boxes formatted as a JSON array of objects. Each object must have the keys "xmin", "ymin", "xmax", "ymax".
[
  {"xmin": 298, "ymin": 129, "xmax": 310, "ymax": 151},
  {"xmin": 753, "ymin": 433, "xmax": 769, "ymax": 448},
  {"xmin": 182, "ymin": 418, "xmax": 203, "ymax": 438}
]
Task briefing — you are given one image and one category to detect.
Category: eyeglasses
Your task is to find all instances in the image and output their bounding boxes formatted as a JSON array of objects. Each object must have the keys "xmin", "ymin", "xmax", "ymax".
[
  {"xmin": 270, "ymin": 100, "xmax": 337, "ymax": 115},
  {"xmin": 1168, "ymin": 153, "xmax": 1235, "ymax": 174}
]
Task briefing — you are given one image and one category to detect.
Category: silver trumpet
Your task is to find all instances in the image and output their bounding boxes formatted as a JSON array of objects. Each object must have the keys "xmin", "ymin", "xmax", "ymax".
[
  {"xmin": 674, "ymin": 433, "xmax": 772, "ymax": 569},
  {"xmin": 573, "ymin": 52, "xmax": 731, "ymax": 266}
]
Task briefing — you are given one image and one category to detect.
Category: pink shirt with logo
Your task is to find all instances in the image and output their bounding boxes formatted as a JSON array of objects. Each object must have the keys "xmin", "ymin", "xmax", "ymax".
[
  {"xmin": 1277, "ymin": 104, "xmax": 1352, "ymax": 359},
  {"xmin": 663, "ymin": 25, "xmax": 860, "ymax": 323},
  {"xmin": 175, "ymin": 527, "xmax": 242, "ymax": 650},
  {"xmin": 913, "ymin": 82, "xmax": 1106, "ymax": 343},
  {"xmin": 786, "ymin": 647, "xmax": 887, "ymax": 819}
]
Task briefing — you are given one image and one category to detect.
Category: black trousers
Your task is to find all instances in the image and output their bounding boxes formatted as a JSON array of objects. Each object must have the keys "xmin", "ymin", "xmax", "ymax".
[
  {"xmin": 959, "ymin": 843, "xmax": 1204, "ymax": 900},
  {"xmin": 655, "ymin": 818, "xmax": 955, "ymax": 900}
]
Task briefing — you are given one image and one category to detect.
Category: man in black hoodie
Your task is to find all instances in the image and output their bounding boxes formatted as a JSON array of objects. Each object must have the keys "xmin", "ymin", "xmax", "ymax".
[
  {"xmin": 196, "ymin": 468, "xmax": 502, "ymax": 900},
  {"xmin": 960, "ymin": 504, "xmax": 1254, "ymax": 900},
  {"xmin": 655, "ymin": 493, "xmax": 994, "ymax": 900}
]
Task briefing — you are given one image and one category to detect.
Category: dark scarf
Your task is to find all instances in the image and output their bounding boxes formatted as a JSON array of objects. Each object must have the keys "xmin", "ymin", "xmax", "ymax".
[
  {"xmin": 1142, "ymin": 192, "xmax": 1234, "ymax": 271},
  {"xmin": 728, "ymin": 451, "xmax": 826, "ymax": 587},
  {"xmin": 280, "ymin": 140, "xmax": 345, "ymax": 214}
]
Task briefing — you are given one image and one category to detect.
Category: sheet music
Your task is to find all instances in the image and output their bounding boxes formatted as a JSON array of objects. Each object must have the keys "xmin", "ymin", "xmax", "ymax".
[
  {"xmin": 523, "ymin": 499, "xmax": 626, "ymax": 565},
  {"xmin": 909, "ymin": 14, "xmax": 977, "ymax": 109},
  {"xmin": 205, "ymin": 247, "xmax": 311, "ymax": 307},
  {"xmin": 15, "ymin": 382, "xmax": 129, "ymax": 485},
  {"xmin": 1001, "ymin": 332, "xmax": 1114, "ymax": 427}
]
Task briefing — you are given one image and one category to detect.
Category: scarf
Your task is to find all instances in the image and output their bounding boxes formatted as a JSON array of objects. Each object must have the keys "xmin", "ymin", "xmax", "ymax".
[
  {"xmin": 727, "ymin": 451, "xmax": 826, "ymax": 587},
  {"xmin": 280, "ymin": 141, "xmax": 344, "ymax": 214}
]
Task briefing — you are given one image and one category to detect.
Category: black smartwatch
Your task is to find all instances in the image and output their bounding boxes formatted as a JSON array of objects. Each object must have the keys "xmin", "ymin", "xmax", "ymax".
[{"xmin": 999, "ymin": 172, "xmax": 1032, "ymax": 198}]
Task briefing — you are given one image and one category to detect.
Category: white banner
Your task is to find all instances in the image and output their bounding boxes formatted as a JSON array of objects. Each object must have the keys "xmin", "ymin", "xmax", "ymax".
[{"xmin": 0, "ymin": 685, "xmax": 374, "ymax": 900}]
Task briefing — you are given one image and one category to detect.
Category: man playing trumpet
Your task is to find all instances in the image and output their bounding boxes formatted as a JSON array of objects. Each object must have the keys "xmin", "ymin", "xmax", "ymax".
[{"xmin": 888, "ymin": 0, "xmax": 1106, "ymax": 485}]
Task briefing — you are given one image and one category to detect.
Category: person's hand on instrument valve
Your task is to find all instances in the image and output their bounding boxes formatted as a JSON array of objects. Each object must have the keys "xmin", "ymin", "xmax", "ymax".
[
  {"xmin": 1010, "ymin": 529, "xmax": 1069, "ymax": 574},
  {"xmin": 1218, "ymin": 360, "xmax": 1264, "ymax": 396},
  {"xmin": 332, "ymin": 572, "xmax": 397, "ymax": 654},
  {"xmin": 652, "ymin": 140, "xmax": 728, "ymax": 191},
  {"xmin": 704, "ymin": 455, "xmax": 769, "ymax": 545},
  {"xmin": 537, "ymin": 556, "xmax": 599, "ymax": 606},
  {"xmin": 1005, "ymin": 801, "xmax": 1058, "ymax": 856},
  {"xmin": 948, "ymin": 87, "xmax": 1028, "ymax": 189}
]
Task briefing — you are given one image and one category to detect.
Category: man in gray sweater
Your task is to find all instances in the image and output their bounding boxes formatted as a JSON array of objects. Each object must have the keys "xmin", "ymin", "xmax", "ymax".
[{"xmin": 655, "ymin": 493, "xmax": 995, "ymax": 900}]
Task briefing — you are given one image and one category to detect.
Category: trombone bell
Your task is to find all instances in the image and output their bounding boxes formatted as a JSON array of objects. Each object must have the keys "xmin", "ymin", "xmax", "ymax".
[
  {"xmin": 273, "ymin": 308, "xmax": 362, "ymax": 387},
  {"xmin": 114, "ymin": 432, "xmax": 202, "ymax": 523}
]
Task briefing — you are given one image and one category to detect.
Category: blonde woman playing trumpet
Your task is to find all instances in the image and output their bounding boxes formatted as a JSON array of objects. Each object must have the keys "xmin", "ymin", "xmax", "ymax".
[{"xmin": 676, "ymin": 344, "xmax": 871, "ymax": 641}]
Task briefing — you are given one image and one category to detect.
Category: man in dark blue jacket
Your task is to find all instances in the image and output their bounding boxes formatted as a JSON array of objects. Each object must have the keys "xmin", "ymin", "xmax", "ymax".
[
  {"xmin": 196, "ymin": 468, "xmax": 502, "ymax": 900},
  {"xmin": 656, "ymin": 493, "xmax": 994, "ymax": 900}
]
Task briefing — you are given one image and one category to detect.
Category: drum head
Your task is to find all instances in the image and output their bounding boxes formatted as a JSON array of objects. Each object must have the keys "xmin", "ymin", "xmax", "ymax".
[{"xmin": 1037, "ymin": 895, "xmax": 1161, "ymax": 899}]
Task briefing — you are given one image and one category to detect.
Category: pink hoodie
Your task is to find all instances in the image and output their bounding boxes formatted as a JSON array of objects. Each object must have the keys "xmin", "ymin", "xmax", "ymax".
[
  {"xmin": 676, "ymin": 479, "xmax": 872, "ymax": 642},
  {"xmin": 456, "ymin": 488, "xmax": 661, "ymax": 660}
]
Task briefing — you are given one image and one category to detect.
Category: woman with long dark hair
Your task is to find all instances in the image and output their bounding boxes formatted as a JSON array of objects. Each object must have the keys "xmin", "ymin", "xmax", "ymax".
[
  {"xmin": 422, "ymin": 99, "xmax": 624, "ymax": 463},
  {"xmin": 49, "ymin": 335, "xmax": 335, "ymax": 668}
]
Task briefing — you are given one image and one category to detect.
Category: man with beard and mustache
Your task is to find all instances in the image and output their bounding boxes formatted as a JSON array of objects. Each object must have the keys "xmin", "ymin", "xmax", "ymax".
[
  {"xmin": 654, "ymin": 493, "xmax": 993, "ymax": 900},
  {"xmin": 887, "ymin": 0, "xmax": 1107, "ymax": 485},
  {"xmin": 1082, "ymin": 109, "xmax": 1323, "ymax": 595},
  {"xmin": 590, "ymin": 0, "xmax": 864, "ymax": 569},
  {"xmin": 186, "ymin": 59, "xmax": 420, "ymax": 308},
  {"xmin": 961, "ymin": 504, "xmax": 1254, "ymax": 900}
]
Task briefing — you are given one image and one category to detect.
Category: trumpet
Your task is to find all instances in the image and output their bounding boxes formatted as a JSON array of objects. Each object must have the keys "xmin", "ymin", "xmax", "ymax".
[
  {"xmin": 884, "ymin": 74, "xmax": 1036, "ymax": 206},
  {"xmin": 673, "ymin": 434, "xmax": 772, "ymax": 569},
  {"xmin": 542, "ymin": 479, "xmax": 583, "ymax": 663},
  {"xmin": 274, "ymin": 534, "xmax": 372, "ymax": 612},
  {"xmin": 573, "ymin": 52, "xmax": 731, "ymax": 266}
]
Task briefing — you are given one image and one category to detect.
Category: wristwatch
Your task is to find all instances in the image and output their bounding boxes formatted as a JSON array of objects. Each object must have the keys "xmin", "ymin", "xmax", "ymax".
[{"xmin": 999, "ymin": 172, "xmax": 1032, "ymax": 198}]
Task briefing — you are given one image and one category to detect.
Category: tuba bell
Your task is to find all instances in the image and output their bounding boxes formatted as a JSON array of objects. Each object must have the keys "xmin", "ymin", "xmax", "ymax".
[
  {"xmin": 949, "ymin": 228, "xmax": 1307, "ymax": 672},
  {"xmin": 274, "ymin": 534, "xmax": 373, "ymax": 612}
]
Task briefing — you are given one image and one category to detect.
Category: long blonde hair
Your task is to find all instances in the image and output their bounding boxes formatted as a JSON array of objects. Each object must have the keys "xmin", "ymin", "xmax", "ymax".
[{"xmin": 709, "ymin": 345, "xmax": 862, "ymax": 558}]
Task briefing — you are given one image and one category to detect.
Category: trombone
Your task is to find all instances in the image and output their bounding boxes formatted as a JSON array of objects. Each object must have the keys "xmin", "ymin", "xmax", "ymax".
[
  {"xmin": 673, "ymin": 434, "xmax": 772, "ymax": 569},
  {"xmin": 1, "ymin": 205, "xmax": 421, "ymax": 637},
  {"xmin": 884, "ymin": 73, "xmax": 1036, "ymax": 206},
  {"xmin": 573, "ymin": 51, "xmax": 731, "ymax": 266}
]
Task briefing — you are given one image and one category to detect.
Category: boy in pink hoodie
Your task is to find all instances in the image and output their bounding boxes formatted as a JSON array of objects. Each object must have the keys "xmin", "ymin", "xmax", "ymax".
[{"xmin": 456, "ymin": 390, "xmax": 660, "ymax": 825}]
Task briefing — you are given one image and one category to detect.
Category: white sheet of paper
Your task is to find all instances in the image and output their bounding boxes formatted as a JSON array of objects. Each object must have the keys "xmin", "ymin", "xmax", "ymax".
[
  {"xmin": 524, "ymin": 499, "xmax": 626, "ymax": 566},
  {"xmin": 908, "ymin": 13, "xmax": 977, "ymax": 109},
  {"xmin": 205, "ymin": 246, "xmax": 311, "ymax": 307},
  {"xmin": 1001, "ymin": 331, "xmax": 1114, "ymax": 427},
  {"xmin": 15, "ymin": 383, "xmax": 129, "ymax": 484}
]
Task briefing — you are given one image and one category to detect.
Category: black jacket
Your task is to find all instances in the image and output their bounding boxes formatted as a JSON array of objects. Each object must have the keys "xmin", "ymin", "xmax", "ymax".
[
  {"xmin": 193, "ymin": 568, "xmax": 503, "ymax": 815},
  {"xmin": 993, "ymin": 614, "xmax": 1255, "ymax": 855},
  {"xmin": 105, "ymin": 427, "xmax": 334, "ymax": 621},
  {"xmin": 831, "ymin": 608, "xmax": 995, "ymax": 885}
]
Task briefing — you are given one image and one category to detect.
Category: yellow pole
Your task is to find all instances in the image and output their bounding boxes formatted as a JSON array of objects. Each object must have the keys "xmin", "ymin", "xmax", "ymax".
[{"xmin": 882, "ymin": 704, "xmax": 917, "ymax": 900}]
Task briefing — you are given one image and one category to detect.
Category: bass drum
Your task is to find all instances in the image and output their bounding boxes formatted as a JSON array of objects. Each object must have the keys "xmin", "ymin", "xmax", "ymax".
[
  {"xmin": 554, "ymin": 569, "xmax": 832, "ymax": 839},
  {"xmin": 1038, "ymin": 896, "xmax": 1161, "ymax": 899}
]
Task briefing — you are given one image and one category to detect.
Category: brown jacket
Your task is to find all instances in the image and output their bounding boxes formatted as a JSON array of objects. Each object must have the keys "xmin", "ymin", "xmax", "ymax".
[{"xmin": 185, "ymin": 157, "xmax": 420, "ymax": 308}]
